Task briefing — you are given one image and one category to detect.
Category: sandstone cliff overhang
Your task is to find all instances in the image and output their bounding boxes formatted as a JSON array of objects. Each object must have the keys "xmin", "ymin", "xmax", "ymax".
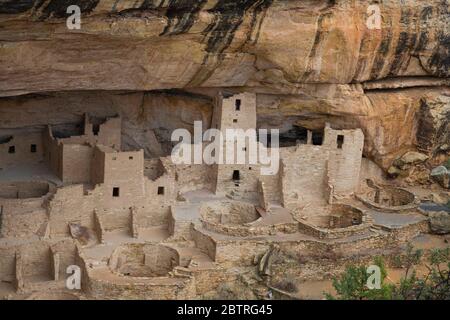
[{"xmin": 0, "ymin": 0, "xmax": 448, "ymax": 96}]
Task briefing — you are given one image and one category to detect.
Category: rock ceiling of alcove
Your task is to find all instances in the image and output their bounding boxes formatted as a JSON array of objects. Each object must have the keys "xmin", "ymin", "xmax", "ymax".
[{"xmin": 0, "ymin": 0, "xmax": 448, "ymax": 96}]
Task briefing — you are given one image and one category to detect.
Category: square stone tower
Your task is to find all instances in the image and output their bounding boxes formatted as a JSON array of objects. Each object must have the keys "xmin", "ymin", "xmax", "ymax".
[{"xmin": 211, "ymin": 92, "xmax": 260, "ymax": 198}]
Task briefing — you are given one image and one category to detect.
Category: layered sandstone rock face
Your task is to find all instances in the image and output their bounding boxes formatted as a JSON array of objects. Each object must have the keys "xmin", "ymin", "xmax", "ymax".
[
  {"xmin": 0, "ymin": 0, "xmax": 448, "ymax": 178},
  {"xmin": 0, "ymin": 0, "xmax": 449, "ymax": 93}
]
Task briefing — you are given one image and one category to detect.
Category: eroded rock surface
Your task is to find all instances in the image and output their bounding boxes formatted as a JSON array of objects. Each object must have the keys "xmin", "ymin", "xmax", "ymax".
[{"xmin": 0, "ymin": 0, "xmax": 449, "ymax": 95}]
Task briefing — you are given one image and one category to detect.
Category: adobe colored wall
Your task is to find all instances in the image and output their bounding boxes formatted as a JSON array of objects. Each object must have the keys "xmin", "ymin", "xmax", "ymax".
[{"xmin": 0, "ymin": 133, "xmax": 43, "ymax": 168}]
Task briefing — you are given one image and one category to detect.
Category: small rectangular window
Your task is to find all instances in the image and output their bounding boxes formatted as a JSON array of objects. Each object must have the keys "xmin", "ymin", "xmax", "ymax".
[
  {"xmin": 129, "ymin": 156, "xmax": 133, "ymax": 160},
  {"xmin": 8, "ymin": 146, "xmax": 15, "ymax": 154},
  {"xmin": 31, "ymin": 144, "xmax": 37, "ymax": 153},
  {"xmin": 157, "ymin": 186, "xmax": 165, "ymax": 195},
  {"xmin": 337, "ymin": 135, "xmax": 344, "ymax": 149},
  {"xmin": 232, "ymin": 170, "xmax": 240, "ymax": 181},
  {"xmin": 235, "ymin": 99, "xmax": 241, "ymax": 111},
  {"xmin": 113, "ymin": 187, "xmax": 120, "ymax": 197},
  {"xmin": 233, "ymin": 119, "xmax": 238, "ymax": 123}
]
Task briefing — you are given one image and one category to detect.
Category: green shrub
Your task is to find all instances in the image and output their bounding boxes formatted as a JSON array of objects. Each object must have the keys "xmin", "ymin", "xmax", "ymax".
[{"xmin": 325, "ymin": 246, "xmax": 450, "ymax": 300}]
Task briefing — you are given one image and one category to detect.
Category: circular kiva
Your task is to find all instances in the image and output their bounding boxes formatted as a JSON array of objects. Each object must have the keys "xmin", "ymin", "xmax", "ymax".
[
  {"xmin": 357, "ymin": 187, "xmax": 420, "ymax": 213},
  {"xmin": 200, "ymin": 201, "xmax": 263, "ymax": 237},
  {"xmin": 297, "ymin": 204, "xmax": 373, "ymax": 240}
]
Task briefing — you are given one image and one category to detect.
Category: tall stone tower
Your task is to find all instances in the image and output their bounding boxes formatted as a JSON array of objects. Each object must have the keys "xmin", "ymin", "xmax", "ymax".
[{"xmin": 211, "ymin": 92, "xmax": 260, "ymax": 198}]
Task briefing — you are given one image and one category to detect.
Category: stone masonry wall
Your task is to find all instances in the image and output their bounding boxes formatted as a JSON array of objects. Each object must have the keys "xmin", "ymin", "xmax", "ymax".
[
  {"xmin": 280, "ymin": 145, "xmax": 329, "ymax": 210},
  {"xmin": 213, "ymin": 92, "xmax": 259, "ymax": 196},
  {"xmin": 0, "ymin": 132, "xmax": 43, "ymax": 168},
  {"xmin": 61, "ymin": 144, "xmax": 93, "ymax": 184},
  {"xmin": 325, "ymin": 127, "xmax": 364, "ymax": 197}
]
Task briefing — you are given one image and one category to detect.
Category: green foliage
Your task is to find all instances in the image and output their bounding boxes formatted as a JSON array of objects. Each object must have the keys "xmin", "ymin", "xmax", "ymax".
[
  {"xmin": 326, "ymin": 246, "xmax": 450, "ymax": 300},
  {"xmin": 445, "ymin": 158, "xmax": 450, "ymax": 170},
  {"xmin": 325, "ymin": 257, "xmax": 394, "ymax": 300}
]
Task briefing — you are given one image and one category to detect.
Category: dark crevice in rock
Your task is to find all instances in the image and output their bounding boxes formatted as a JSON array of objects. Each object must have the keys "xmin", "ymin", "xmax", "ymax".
[
  {"xmin": 147, "ymin": 89, "xmax": 212, "ymax": 102},
  {"xmin": 361, "ymin": 76, "xmax": 450, "ymax": 91}
]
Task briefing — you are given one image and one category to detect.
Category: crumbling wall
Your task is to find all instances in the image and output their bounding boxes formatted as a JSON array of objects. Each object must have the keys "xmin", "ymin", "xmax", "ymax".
[
  {"xmin": 48, "ymin": 185, "xmax": 95, "ymax": 237},
  {"xmin": 21, "ymin": 241, "xmax": 51, "ymax": 279},
  {"xmin": 96, "ymin": 207, "xmax": 130, "ymax": 232},
  {"xmin": 214, "ymin": 240, "xmax": 270, "ymax": 267},
  {"xmin": 58, "ymin": 114, "xmax": 121, "ymax": 150},
  {"xmin": 142, "ymin": 174, "xmax": 176, "ymax": 227},
  {"xmin": 192, "ymin": 228, "xmax": 216, "ymax": 261},
  {"xmin": 0, "ymin": 182, "xmax": 52, "ymax": 238},
  {"xmin": 110, "ymin": 244, "xmax": 180, "ymax": 277},
  {"xmin": 0, "ymin": 239, "xmax": 76, "ymax": 287},
  {"xmin": 49, "ymin": 239, "xmax": 77, "ymax": 280},
  {"xmin": 84, "ymin": 115, "xmax": 121, "ymax": 150},
  {"xmin": 173, "ymin": 163, "xmax": 213, "ymax": 193},
  {"xmin": 0, "ymin": 181, "xmax": 49, "ymax": 199},
  {"xmin": 0, "ymin": 200, "xmax": 48, "ymax": 238},
  {"xmin": 85, "ymin": 272, "xmax": 196, "ymax": 300}
]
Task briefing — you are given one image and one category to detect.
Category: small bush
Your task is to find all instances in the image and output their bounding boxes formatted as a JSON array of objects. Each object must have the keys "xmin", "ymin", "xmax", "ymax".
[{"xmin": 325, "ymin": 246, "xmax": 450, "ymax": 300}]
